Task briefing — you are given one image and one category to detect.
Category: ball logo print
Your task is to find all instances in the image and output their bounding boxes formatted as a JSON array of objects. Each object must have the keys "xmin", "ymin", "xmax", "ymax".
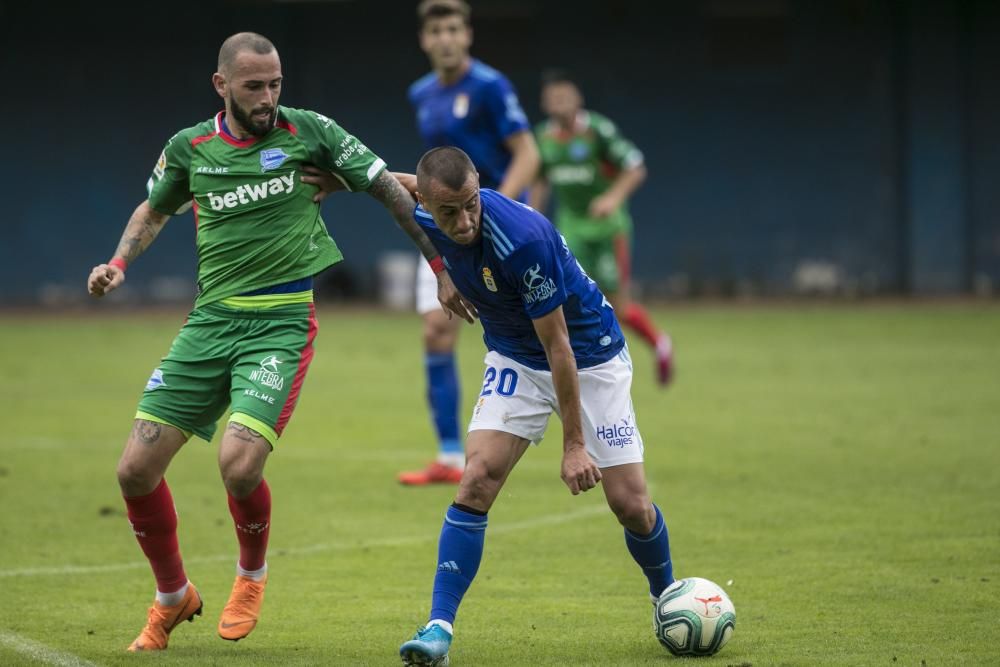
[{"xmin": 694, "ymin": 595, "xmax": 723, "ymax": 616}]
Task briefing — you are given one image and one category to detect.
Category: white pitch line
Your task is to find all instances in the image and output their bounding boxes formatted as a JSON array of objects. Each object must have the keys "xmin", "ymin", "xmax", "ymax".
[
  {"xmin": 0, "ymin": 630, "xmax": 100, "ymax": 667},
  {"xmin": 0, "ymin": 504, "xmax": 611, "ymax": 578}
]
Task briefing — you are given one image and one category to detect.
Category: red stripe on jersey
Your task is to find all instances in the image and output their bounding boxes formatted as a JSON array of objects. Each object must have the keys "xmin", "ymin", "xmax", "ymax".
[
  {"xmin": 192, "ymin": 200, "xmax": 200, "ymax": 234},
  {"xmin": 214, "ymin": 110, "xmax": 260, "ymax": 148},
  {"xmin": 614, "ymin": 232, "xmax": 632, "ymax": 290},
  {"xmin": 217, "ymin": 132, "xmax": 258, "ymax": 148},
  {"xmin": 191, "ymin": 132, "xmax": 216, "ymax": 147},
  {"xmin": 276, "ymin": 119, "xmax": 297, "ymax": 135},
  {"xmin": 599, "ymin": 158, "xmax": 620, "ymax": 180},
  {"xmin": 274, "ymin": 303, "xmax": 319, "ymax": 435}
]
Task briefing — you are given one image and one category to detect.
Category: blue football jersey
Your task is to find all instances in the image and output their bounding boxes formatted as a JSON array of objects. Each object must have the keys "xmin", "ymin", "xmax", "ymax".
[
  {"xmin": 413, "ymin": 189, "xmax": 625, "ymax": 370},
  {"xmin": 409, "ymin": 59, "xmax": 530, "ymax": 193}
]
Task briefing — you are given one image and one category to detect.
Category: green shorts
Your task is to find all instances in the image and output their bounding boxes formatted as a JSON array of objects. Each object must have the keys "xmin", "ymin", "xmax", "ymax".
[
  {"xmin": 561, "ymin": 228, "xmax": 633, "ymax": 294},
  {"xmin": 136, "ymin": 301, "xmax": 318, "ymax": 446}
]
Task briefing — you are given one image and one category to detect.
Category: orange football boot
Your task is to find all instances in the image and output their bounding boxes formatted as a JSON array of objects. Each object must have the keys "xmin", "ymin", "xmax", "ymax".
[
  {"xmin": 127, "ymin": 583, "xmax": 202, "ymax": 651},
  {"xmin": 397, "ymin": 461, "xmax": 464, "ymax": 485},
  {"xmin": 218, "ymin": 574, "xmax": 267, "ymax": 641}
]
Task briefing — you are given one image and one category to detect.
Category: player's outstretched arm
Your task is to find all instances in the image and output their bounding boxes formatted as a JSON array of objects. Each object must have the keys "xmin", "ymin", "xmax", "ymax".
[
  {"xmin": 390, "ymin": 172, "xmax": 417, "ymax": 197},
  {"xmin": 533, "ymin": 307, "xmax": 602, "ymax": 495},
  {"xmin": 87, "ymin": 200, "xmax": 170, "ymax": 297},
  {"xmin": 365, "ymin": 171, "xmax": 477, "ymax": 322}
]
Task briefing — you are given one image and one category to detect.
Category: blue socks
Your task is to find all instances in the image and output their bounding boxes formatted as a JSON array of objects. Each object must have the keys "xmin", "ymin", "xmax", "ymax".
[
  {"xmin": 624, "ymin": 504, "xmax": 674, "ymax": 597},
  {"xmin": 425, "ymin": 352, "xmax": 462, "ymax": 456},
  {"xmin": 429, "ymin": 504, "xmax": 487, "ymax": 624}
]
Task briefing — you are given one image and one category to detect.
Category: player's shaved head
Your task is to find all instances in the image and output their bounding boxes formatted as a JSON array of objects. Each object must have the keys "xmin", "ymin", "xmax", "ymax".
[
  {"xmin": 416, "ymin": 146, "xmax": 477, "ymax": 195},
  {"xmin": 218, "ymin": 32, "xmax": 276, "ymax": 76}
]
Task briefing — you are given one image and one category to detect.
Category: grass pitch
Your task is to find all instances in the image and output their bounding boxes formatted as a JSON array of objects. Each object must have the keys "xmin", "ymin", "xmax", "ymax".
[{"xmin": 0, "ymin": 303, "xmax": 998, "ymax": 666}]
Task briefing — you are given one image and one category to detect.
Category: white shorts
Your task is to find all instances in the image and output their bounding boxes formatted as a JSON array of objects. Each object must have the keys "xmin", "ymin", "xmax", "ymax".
[
  {"xmin": 416, "ymin": 257, "xmax": 442, "ymax": 315},
  {"xmin": 468, "ymin": 347, "xmax": 644, "ymax": 468}
]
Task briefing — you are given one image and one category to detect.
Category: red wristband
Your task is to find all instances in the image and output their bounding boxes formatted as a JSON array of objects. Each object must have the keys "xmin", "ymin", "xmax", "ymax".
[
  {"xmin": 428, "ymin": 256, "xmax": 446, "ymax": 275},
  {"xmin": 108, "ymin": 257, "xmax": 127, "ymax": 273}
]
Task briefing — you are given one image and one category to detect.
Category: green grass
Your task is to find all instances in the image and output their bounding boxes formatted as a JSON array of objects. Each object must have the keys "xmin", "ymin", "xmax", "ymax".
[{"xmin": 1, "ymin": 303, "xmax": 998, "ymax": 666}]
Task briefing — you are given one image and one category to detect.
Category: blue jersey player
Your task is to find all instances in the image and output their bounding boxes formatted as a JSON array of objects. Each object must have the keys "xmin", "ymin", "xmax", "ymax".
[
  {"xmin": 395, "ymin": 147, "xmax": 675, "ymax": 666},
  {"xmin": 399, "ymin": 0, "xmax": 541, "ymax": 486}
]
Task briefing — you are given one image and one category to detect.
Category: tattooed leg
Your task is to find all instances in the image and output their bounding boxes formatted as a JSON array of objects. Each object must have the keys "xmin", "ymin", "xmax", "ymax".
[
  {"xmin": 132, "ymin": 419, "xmax": 163, "ymax": 445},
  {"xmin": 225, "ymin": 422, "xmax": 264, "ymax": 443},
  {"xmin": 117, "ymin": 419, "xmax": 188, "ymax": 496},
  {"xmin": 219, "ymin": 420, "xmax": 272, "ymax": 498}
]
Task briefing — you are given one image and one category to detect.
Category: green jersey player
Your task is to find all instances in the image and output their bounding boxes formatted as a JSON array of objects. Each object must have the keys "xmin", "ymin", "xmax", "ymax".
[
  {"xmin": 86, "ymin": 32, "xmax": 473, "ymax": 654},
  {"xmin": 531, "ymin": 69, "xmax": 673, "ymax": 386}
]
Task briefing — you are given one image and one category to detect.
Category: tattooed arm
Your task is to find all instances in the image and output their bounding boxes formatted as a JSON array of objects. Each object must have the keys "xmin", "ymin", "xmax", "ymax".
[
  {"xmin": 87, "ymin": 200, "xmax": 170, "ymax": 297},
  {"xmin": 367, "ymin": 170, "xmax": 438, "ymax": 262},
  {"xmin": 365, "ymin": 170, "xmax": 478, "ymax": 323}
]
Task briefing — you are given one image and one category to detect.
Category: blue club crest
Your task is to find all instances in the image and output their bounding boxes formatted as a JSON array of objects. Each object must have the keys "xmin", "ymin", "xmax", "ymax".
[
  {"xmin": 260, "ymin": 148, "xmax": 290, "ymax": 172},
  {"xmin": 569, "ymin": 140, "xmax": 590, "ymax": 161}
]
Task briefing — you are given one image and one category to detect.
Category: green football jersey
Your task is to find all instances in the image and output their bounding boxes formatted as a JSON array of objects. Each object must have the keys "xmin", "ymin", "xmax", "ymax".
[
  {"xmin": 535, "ymin": 110, "xmax": 643, "ymax": 241},
  {"xmin": 147, "ymin": 106, "xmax": 387, "ymax": 307}
]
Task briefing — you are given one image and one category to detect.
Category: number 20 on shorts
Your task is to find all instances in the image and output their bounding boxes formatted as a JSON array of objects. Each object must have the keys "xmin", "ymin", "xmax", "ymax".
[{"xmin": 480, "ymin": 367, "xmax": 518, "ymax": 396}]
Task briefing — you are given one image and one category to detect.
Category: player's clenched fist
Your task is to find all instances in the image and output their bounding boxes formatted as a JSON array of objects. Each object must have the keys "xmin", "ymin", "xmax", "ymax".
[
  {"xmin": 88, "ymin": 263, "xmax": 125, "ymax": 297},
  {"xmin": 561, "ymin": 445, "xmax": 602, "ymax": 495}
]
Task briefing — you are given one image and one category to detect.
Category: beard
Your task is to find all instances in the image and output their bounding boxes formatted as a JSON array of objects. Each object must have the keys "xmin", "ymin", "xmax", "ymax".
[{"xmin": 228, "ymin": 94, "xmax": 276, "ymax": 138}]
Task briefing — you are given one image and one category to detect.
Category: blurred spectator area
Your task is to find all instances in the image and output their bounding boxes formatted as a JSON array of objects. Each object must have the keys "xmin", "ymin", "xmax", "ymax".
[{"xmin": 1, "ymin": 0, "xmax": 997, "ymax": 305}]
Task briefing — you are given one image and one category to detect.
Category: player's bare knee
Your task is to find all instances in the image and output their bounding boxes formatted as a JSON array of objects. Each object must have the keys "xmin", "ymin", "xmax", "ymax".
[
  {"xmin": 116, "ymin": 457, "xmax": 157, "ymax": 496},
  {"xmin": 455, "ymin": 458, "xmax": 500, "ymax": 510},
  {"xmin": 610, "ymin": 497, "xmax": 655, "ymax": 534},
  {"xmin": 423, "ymin": 310, "xmax": 458, "ymax": 352},
  {"xmin": 423, "ymin": 324, "xmax": 455, "ymax": 352},
  {"xmin": 221, "ymin": 464, "xmax": 262, "ymax": 499}
]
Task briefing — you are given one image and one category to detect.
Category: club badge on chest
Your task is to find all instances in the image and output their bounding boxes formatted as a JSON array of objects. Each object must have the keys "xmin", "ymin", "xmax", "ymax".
[
  {"xmin": 482, "ymin": 267, "xmax": 498, "ymax": 292},
  {"xmin": 453, "ymin": 93, "xmax": 470, "ymax": 119}
]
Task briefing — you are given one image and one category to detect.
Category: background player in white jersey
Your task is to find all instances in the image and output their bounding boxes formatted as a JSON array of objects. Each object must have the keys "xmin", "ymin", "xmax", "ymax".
[
  {"xmin": 391, "ymin": 148, "xmax": 675, "ymax": 666},
  {"xmin": 401, "ymin": 0, "xmax": 540, "ymax": 485}
]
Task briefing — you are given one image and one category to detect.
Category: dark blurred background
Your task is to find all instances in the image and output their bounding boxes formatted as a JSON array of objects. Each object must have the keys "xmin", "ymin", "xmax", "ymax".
[{"xmin": 1, "ymin": 0, "xmax": 997, "ymax": 305}]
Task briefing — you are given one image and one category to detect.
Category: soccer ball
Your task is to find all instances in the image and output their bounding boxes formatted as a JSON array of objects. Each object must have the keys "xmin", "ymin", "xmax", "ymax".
[{"xmin": 654, "ymin": 577, "xmax": 736, "ymax": 656}]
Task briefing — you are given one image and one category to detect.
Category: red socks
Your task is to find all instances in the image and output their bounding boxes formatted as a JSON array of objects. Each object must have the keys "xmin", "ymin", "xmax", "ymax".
[
  {"xmin": 123, "ymin": 478, "xmax": 187, "ymax": 594},
  {"xmin": 124, "ymin": 478, "xmax": 271, "ymax": 589},
  {"xmin": 622, "ymin": 303, "xmax": 661, "ymax": 347},
  {"xmin": 227, "ymin": 479, "xmax": 271, "ymax": 571}
]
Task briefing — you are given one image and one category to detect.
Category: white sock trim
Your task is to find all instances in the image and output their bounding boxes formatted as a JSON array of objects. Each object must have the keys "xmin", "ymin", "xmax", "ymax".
[
  {"xmin": 237, "ymin": 561, "xmax": 268, "ymax": 581},
  {"xmin": 155, "ymin": 581, "xmax": 189, "ymax": 606},
  {"xmin": 427, "ymin": 619, "xmax": 454, "ymax": 635},
  {"xmin": 436, "ymin": 453, "xmax": 465, "ymax": 468}
]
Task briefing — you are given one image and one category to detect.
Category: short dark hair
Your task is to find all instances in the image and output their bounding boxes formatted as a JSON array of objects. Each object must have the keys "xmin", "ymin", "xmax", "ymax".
[
  {"xmin": 218, "ymin": 32, "xmax": 276, "ymax": 75},
  {"xmin": 417, "ymin": 0, "xmax": 471, "ymax": 29},
  {"xmin": 540, "ymin": 68, "xmax": 577, "ymax": 88},
  {"xmin": 416, "ymin": 146, "xmax": 476, "ymax": 194}
]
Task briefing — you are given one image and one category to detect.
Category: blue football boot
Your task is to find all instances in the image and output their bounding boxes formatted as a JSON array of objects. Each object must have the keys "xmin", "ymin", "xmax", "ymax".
[{"xmin": 400, "ymin": 623, "xmax": 452, "ymax": 666}]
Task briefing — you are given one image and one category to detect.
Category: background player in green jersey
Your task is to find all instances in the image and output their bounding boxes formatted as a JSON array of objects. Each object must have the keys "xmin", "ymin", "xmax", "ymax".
[
  {"xmin": 86, "ymin": 32, "xmax": 473, "ymax": 653},
  {"xmin": 531, "ymin": 70, "xmax": 673, "ymax": 386}
]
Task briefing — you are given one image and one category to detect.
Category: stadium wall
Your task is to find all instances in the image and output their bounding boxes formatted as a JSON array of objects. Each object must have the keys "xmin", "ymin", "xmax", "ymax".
[{"xmin": 1, "ymin": 0, "xmax": 996, "ymax": 304}]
